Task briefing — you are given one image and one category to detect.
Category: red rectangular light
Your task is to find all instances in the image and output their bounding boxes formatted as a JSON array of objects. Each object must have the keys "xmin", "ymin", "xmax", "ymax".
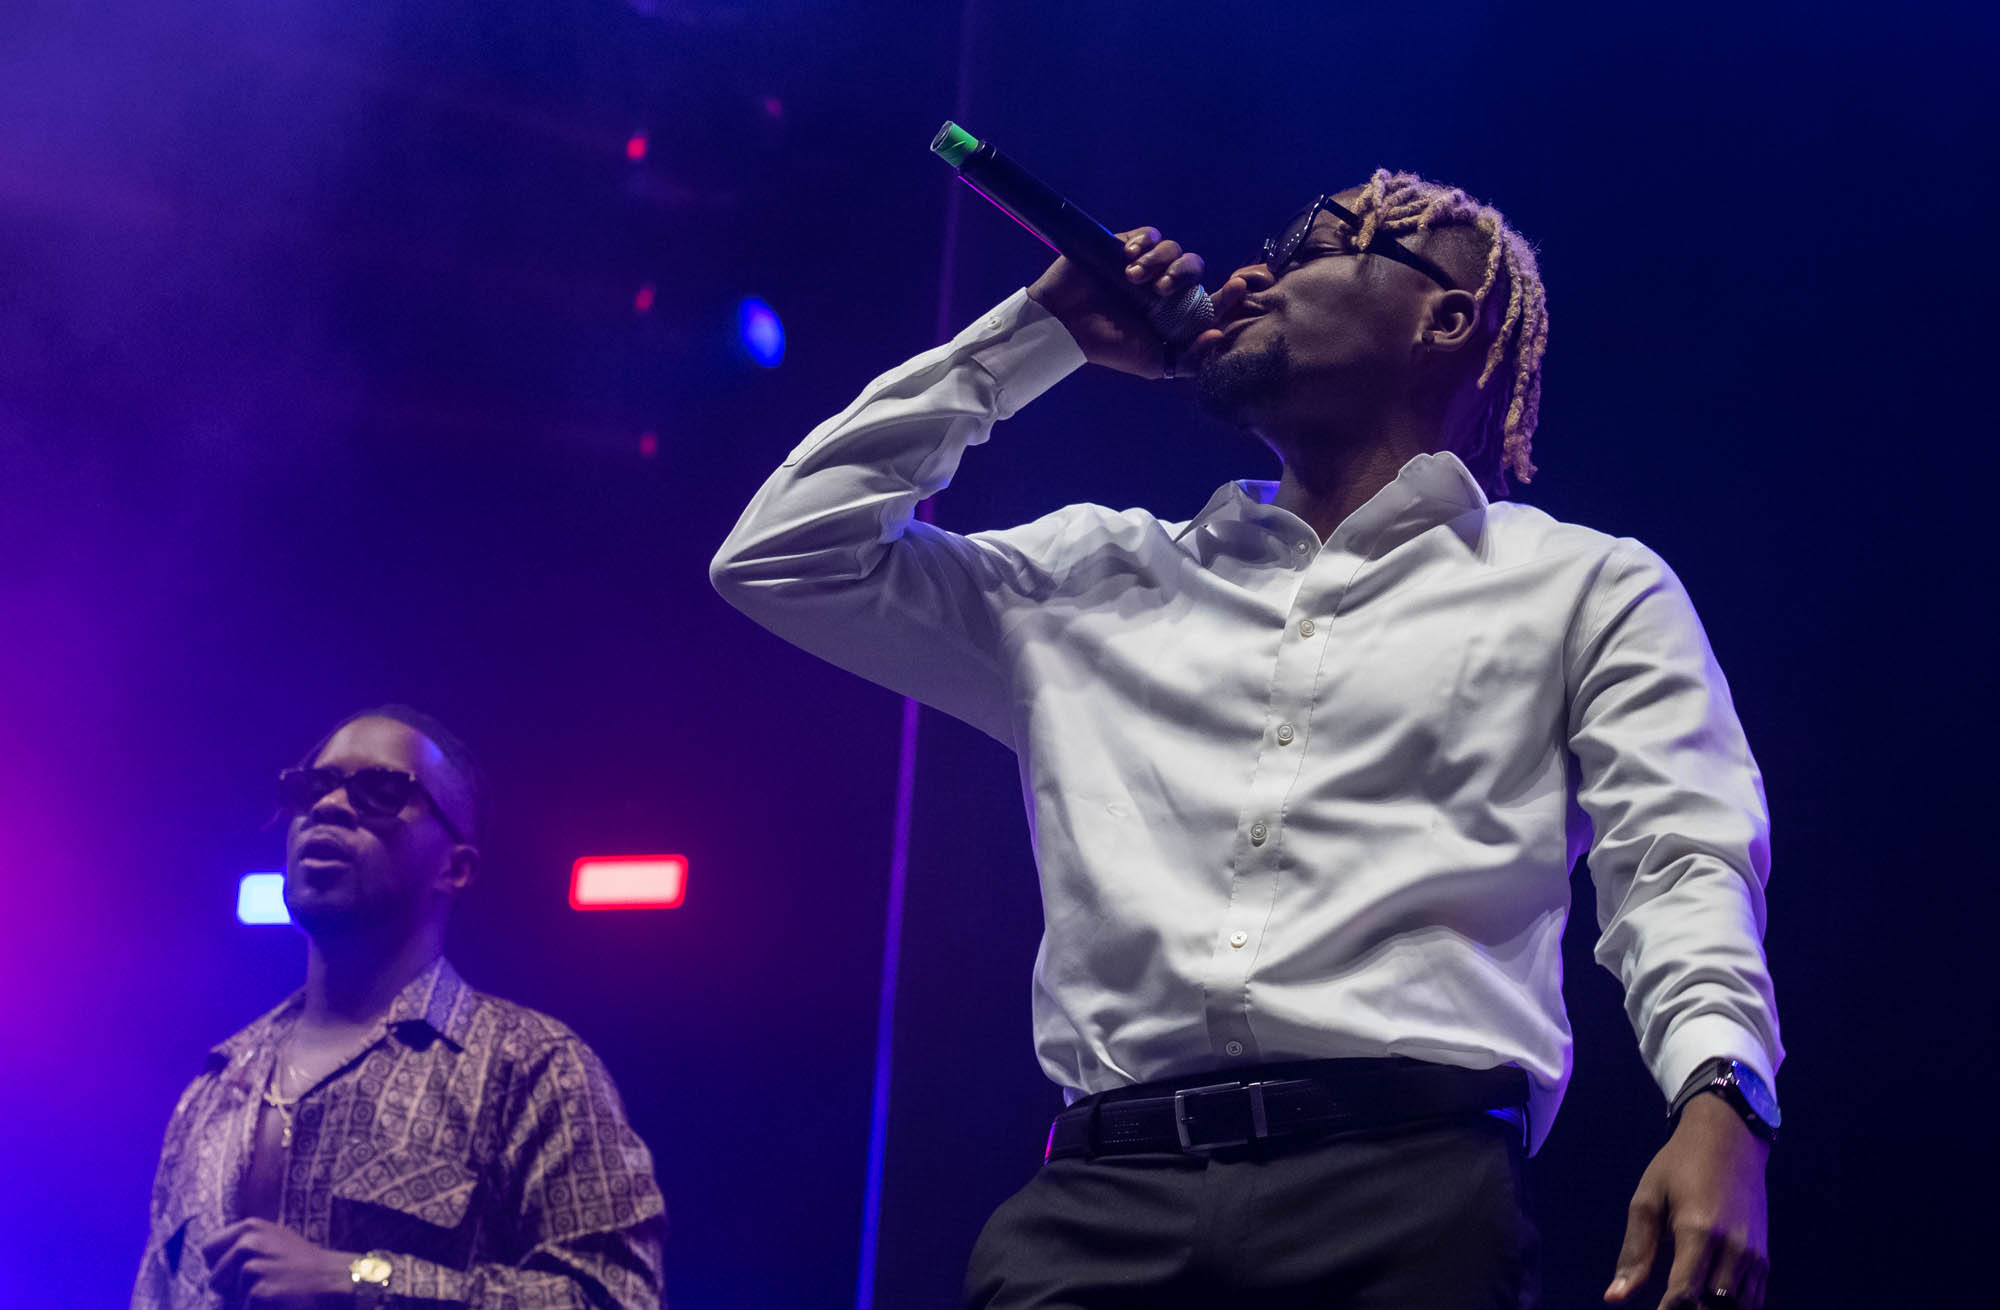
[{"xmin": 570, "ymin": 855, "xmax": 688, "ymax": 910}]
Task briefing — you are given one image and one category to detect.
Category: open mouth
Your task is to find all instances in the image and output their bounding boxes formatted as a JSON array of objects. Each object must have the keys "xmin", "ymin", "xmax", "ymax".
[{"xmin": 296, "ymin": 832, "xmax": 356, "ymax": 864}]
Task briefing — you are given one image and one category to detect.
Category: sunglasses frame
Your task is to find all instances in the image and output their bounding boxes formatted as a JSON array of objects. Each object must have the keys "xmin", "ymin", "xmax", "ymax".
[
  {"xmin": 277, "ymin": 765, "xmax": 467, "ymax": 843},
  {"xmin": 1263, "ymin": 196, "xmax": 1459, "ymax": 292}
]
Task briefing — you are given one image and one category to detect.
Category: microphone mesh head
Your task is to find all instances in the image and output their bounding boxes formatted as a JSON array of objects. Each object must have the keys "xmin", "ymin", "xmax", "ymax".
[{"xmin": 1148, "ymin": 283, "xmax": 1217, "ymax": 345}]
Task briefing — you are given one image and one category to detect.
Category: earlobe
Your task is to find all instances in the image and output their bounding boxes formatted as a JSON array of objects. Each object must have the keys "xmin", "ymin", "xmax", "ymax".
[{"xmin": 442, "ymin": 845, "xmax": 480, "ymax": 895}]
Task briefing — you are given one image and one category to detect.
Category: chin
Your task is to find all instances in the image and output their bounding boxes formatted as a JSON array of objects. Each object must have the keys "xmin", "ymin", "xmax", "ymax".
[
  {"xmin": 284, "ymin": 888, "xmax": 362, "ymax": 937},
  {"xmin": 1195, "ymin": 332, "xmax": 1291, "ymax": 424}
]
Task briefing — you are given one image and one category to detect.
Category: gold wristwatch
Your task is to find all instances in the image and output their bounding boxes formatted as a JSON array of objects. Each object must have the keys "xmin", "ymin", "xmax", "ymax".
[{"xmin": 348, "ymin": 1251, "xmax": 393, "ymax": 1307}]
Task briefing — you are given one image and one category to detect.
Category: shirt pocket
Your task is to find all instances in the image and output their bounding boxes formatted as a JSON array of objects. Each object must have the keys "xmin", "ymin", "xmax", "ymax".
[{"xmin": 329, "ymin": 1139, "xmax": 483, "ymax": 1266}]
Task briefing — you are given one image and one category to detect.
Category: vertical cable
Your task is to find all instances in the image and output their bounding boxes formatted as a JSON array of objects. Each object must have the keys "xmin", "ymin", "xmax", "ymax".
[{"xmin": 855, "ymin": 4, "xmax": 977, "ymax": 1309}]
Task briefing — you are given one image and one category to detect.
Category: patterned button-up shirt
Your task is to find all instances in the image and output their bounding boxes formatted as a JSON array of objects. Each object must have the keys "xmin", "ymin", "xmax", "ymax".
[{"xmin": 133, "ymin": 958, "xmax": 665, "ymax": 1308}]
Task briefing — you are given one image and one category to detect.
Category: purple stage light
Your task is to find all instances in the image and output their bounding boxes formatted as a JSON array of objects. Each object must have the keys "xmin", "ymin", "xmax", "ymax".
[
  {"xmin": 737, "ymin": 297, "xmax": 785, "ymax": 367},
  {"xmin": 236, "ymin": 873, "xmax": 289, "ymax": 925}
]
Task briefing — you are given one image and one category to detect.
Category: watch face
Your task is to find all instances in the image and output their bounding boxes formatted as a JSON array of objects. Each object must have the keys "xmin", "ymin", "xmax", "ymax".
[
  {"xmin": 1728, "ymin": 1060, "xmax": 1782, "ymax": 1129},
  {"xmin": 351, "ymin": 1254, "xmax": 393, "ymax": 1286}
]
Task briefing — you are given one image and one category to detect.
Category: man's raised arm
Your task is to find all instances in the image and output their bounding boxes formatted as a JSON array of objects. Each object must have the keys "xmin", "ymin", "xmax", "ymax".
[{"xmin": 709, "ymin": 227, "xmax": 1207, "ymax": 742}]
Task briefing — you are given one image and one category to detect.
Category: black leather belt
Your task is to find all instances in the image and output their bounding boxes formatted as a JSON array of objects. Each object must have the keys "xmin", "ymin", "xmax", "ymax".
[{"xmin": 1045, "ymin": 1057, "xmax": 1529, "ymax": 1160}]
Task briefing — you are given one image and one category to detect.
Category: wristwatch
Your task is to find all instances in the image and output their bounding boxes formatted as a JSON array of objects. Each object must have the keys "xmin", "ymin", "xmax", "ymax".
[
  {"xmin": 1669, "ymin": 1057, "xmax": 1780, "ymax": 1144},
  {"xmin": 349, "ymin": 1251, "xmax": 393, "ymax": 1308}
]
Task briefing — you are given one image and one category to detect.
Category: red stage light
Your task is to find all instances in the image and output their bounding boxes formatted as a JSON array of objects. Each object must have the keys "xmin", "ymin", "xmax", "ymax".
[
  {"xmin": 633, "ymin": 282, "xmax": 656, "ymax": 313},
  {"xmin": 625, "ymin": 132, "xmax": 648, "ymax": 161},
  {"xmin": 637, "ymin": 431, "xmax": 659, "ymax": 458},
  {"xmin": 571, "ymin": 855, "xmax": 686, "ymax": 910}
]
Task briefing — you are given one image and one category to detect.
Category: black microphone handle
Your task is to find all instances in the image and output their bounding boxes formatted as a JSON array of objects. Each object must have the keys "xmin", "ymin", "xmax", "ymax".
[{"xmin": 954, "ymin": 142, "xmax": 1215, "ymax": 347}]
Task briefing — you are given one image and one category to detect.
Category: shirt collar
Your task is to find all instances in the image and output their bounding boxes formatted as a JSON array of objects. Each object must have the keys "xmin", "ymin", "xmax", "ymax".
[
  {"xmin": 208, "ymin": 955, "xmax": 474, "ymax": 1066},
  {"xmin": 1180, "ymin": 450, "xmax": 1487, "ymax": 548}
]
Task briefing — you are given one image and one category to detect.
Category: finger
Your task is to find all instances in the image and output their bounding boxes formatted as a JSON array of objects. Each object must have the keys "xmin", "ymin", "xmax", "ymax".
[
  {"xmin": 1605, "ymin": 1193, "xmax": 1662, "ymax": 1302},
  {"xmin": 1156, "ymin": 250, "xmax": 1206, "ymax": 296},
  {"xmin": 201, "ymin": 1218, "xmax": 255, "ymax": 1264},
  {"xmin": 1129, "ymin": 238, "xmax": 1182, "ymax": 284},
  {"xmin": 1655, "ymin": 1224, "xmax": 1720, "ymax": 1310},
  {"xmin": 1738, "ymin": 1260, "xmax": 1768, "ymax": 1310},
  {"xmin": 1207, "ymin": 272, "xmax": 1251, "ymax": 318},
  {"xmin": 1688, "ymin": 1232, "xmax": 1752, "ymax": 1304},
  {"xmin": 206, "ymin": 1237, "xmax": 255, "ymax": 1298},
  {"xmin": 239, "ymin": 1256, "xmax": 280, "ymax": 1304},
  {"xmin": 1200, "ymin": 278, "xmax": 1248, "ymax": 330},
  {"xmin": 1713, "ymin": 1240, "xmax": 1764, "ymax": 1310},
  {"xmin": 1117, "ymin": 227, "xmax": 1161, "ymax": 262}
]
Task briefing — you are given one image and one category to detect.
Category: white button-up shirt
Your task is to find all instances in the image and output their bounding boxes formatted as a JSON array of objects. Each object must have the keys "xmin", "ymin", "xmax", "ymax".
[{"xmin": 712, "ymin": 290, "xmax": 1781, "ymax": 1149}]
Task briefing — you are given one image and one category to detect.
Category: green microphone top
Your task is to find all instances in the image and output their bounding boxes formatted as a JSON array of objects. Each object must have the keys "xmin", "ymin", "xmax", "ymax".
[{"xmin": 930, "ymin": 120, "xmax": 981, "ymax": 169}]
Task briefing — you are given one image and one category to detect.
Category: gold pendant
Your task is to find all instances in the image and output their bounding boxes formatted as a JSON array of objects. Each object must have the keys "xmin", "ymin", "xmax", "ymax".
[{"xmin": 281, "ymin": 1120, "xmax": 293, "ymax": 1148}]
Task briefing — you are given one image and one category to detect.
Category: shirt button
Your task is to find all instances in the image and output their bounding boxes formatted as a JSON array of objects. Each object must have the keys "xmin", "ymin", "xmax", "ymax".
[
  {"xmin": 1229, "ymin": 930, "xmax": 1249, "ymax": 949},
  {"xmin": 1249, "ymin": 822, "xmax": 1268, "ymax": 845},
  {"xmin": 1224, "ymin": 1040, "xmax": 1245, "ymax": 1057},
  {"xmin": 1294, "ymin": 541, "xmax": 1309, "ymax": 554},
  {"xmin": 1275, "ymin": 723, "xmax": 1296, "ymax": 745},
  {"xmin": 1298, "ymin": 618, "xmax": 1316, "ymax": 637}
]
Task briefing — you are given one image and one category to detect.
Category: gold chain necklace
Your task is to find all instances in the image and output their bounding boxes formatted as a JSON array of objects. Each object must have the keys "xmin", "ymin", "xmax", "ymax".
[
  {"xmin": 260, "ymin": 1029, "xmax": 378, "ymax": 1148},
  {"xmin": 261, "ymin": 1067, "xmax": 306, "ymax": 1148}
]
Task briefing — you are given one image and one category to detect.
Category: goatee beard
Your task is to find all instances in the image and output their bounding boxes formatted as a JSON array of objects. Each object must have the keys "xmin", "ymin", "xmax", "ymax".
[{"xmin": 1194, "ymin": 331, "xmax": 1292, "ymax": 424}]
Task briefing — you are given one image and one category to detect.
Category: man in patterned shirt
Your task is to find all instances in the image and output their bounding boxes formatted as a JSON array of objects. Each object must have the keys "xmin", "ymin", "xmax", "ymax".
[{"xmin": 133, "ymin": 707, "xmax": 666, "ymax": 1309}]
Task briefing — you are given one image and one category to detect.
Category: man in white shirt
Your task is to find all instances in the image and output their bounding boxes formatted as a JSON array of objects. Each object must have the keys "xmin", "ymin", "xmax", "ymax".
[{"xmin": 712, "ymin": 170, "xmax": 1780, "ymax": 1310}]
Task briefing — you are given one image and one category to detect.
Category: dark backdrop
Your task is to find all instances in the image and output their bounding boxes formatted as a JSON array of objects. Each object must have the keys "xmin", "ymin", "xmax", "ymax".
[{"xmin": 1, "ymin": 2, "xmax": 1992, "ymax": 1307}]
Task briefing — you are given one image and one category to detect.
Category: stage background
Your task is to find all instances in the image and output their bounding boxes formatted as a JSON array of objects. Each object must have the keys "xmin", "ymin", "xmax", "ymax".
[{"xmin": 1, "ymin": 2, "xmax": 1992, "ymax": 1305}]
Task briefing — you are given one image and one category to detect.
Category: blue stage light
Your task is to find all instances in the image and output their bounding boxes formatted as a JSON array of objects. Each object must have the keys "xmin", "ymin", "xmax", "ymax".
[
  {"xmin": 236, "ymin": 872, "xmax": 290, "ymax": 925},
  {"xmin": 737, "ymin": 297, "xmax": 785, "ymax": 367}
]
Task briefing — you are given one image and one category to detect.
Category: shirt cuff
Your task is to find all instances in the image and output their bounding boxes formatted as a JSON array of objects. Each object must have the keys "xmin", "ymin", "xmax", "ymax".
[
  {"xmin": 1655, "ymin": 1012, "xmax": 1780, "ymax": 1105},
  {"xmin": 957, "ymin": 289, "xmax": 1087, "ymax": 417}
]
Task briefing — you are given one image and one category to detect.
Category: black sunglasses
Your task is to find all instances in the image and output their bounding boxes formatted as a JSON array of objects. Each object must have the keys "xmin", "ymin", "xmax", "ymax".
[
  {"xmin": 1263, "ymin": 196, "xmax": 1457, "ymax": 291},
  {"xmin": 277, "ymin": 766, "xmax": 466, "ymax": 842}
]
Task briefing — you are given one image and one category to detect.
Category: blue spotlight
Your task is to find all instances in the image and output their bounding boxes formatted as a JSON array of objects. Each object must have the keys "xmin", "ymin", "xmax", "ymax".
[
  {"xmin": 236, "ymin": 872, "xmax": 290, "ymax": 925},
  {"xmin": 737, "ymin": 296, "xmax": 785, "ymax": 367}
]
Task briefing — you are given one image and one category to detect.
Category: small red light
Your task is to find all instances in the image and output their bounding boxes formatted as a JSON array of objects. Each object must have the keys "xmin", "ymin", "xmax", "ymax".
[
  {"xmin": 637, "ymin": 431, "xmax": 659, "ymax": 458},
  {"xmin": 761, "ymin": 96, "xmax": 785, "ymax": 120},
  {"xmin": 571, "ymin": 855, "xmax": 686, "ymax": 910},
  {"xmin": 625, "ymin": 132, "xmax": 648, "ymax": 161},
  {"xmin": 633, "ymin": 282, "xmax": 656, "ymax": 313}
]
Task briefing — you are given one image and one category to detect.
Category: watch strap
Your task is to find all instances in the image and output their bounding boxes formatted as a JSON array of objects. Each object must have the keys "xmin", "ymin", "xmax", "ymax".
[
  {"xmin": 1669, "ymin": 1057, "xmax": 1778, "ymax": 1144},
  {"xmin": 1668, "ymin": 1057, "xmax": 1734, "ymax": 1119}
]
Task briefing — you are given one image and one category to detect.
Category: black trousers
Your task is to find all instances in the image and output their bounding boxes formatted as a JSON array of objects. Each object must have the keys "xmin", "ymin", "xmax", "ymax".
[{"xmin": 965, "ymin": 1115, "xmax": 1539, "ymax": 1309}]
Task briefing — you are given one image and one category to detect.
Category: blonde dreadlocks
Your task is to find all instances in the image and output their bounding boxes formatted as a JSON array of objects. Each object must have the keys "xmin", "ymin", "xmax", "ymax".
[{"xmin": 1349, "ymin": 170, "xmax": 1548, "ymax": 495}]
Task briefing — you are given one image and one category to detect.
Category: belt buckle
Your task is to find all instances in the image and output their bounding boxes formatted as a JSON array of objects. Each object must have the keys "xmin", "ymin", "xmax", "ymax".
[{"xmin": 1172, "ymin": 1080, "xmax": 1268, "ymax": 1151}]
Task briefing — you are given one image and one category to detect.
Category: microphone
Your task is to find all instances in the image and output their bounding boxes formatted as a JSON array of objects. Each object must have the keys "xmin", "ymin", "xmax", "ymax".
[{"xmin": 930, "ymin": 121, "xmax": 1215, "ymax": 347}]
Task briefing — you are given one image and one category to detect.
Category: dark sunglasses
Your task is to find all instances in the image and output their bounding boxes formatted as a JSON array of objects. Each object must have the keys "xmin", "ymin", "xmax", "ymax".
[
  {"xmin": 277, "ymin": 766, "xmax": 466, "ymax": 842},
  {"xmin": 1263, "ymin": 195, "xmax": 1457, "ymax": 291}
]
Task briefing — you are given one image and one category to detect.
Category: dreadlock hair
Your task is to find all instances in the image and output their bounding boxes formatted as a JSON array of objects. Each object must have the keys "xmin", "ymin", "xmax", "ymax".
[
  {"xmin": 298, "ymin": 704, "xmax": 486, "ymax": 842},
  {"xmin": 1348, "ymin": 169, "xmax": 1549, "ymax": 498}
]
